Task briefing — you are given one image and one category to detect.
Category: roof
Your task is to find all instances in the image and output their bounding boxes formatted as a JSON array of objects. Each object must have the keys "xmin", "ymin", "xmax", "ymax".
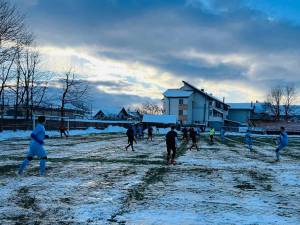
[
  {"xmin": 229, "ymin": 103, "xmax": 254, "ymax": 110},
  {"xmin": 142, "ymin": 114, "xmax": 177, "ymax": 124},
  {"xmin": 163, "ymin": 89, "xmax": 193, "ymax": 98},
  {"xmin": 182, "ymin": 81, "xmax": 229, "ymax": 106},
  {"xmin": 97, "ymin": 107, "xmax": 125, "ymax": 116}
]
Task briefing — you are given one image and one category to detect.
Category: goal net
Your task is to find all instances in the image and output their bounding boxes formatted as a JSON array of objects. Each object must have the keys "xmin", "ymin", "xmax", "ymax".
[{"xmin": 32, "ymin": 114, "xmax": 70, "ymax": 131}]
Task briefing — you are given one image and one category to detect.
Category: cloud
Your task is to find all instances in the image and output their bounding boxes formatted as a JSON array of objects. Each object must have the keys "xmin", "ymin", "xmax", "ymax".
[{"xmin": 19, "ymin": 0, "xmax": 300, "ymax": 104}]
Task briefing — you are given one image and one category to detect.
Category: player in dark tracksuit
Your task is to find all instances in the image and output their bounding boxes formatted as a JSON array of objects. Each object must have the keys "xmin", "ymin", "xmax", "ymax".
[
  {"xmin": 189, "ymin": 128, "xmax": 199, "ymax": 151},
  {"xmin": 166, "ymin": 126, "xmax": 178, "ymax": 165},
  {"xmin": 147, "ymin": 126, "xmax": 153, "ymax": 141},
  {"xmin": 182, "ymin": 127, "xmax": 188, "ymax": 142},
  {"xmin": 126, "ymin": 126, "xmax": 136, "ymax": 151}
]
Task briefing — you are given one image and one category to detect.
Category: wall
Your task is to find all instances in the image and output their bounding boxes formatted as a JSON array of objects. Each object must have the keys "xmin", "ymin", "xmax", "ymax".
[{"xmin": 228, "ymin": 109, "xmax": 251, "ymax": 124}]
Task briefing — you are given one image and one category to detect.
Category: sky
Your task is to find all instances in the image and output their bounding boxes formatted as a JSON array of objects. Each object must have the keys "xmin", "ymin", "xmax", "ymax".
[{"xmin": 13, "ymin": 0, "xmax": 300, "ymax": 110}]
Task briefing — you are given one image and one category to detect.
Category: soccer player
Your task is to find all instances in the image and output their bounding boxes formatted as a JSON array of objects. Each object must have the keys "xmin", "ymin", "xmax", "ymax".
[
  {"xmin": 275, "ymin": 126, "xmax": 288, "ymax": 161},
  {"xmin": 126, "ymin": 126, "xmax": 136, "ymax": 151},
  {"xmin": 59, "ymin": 124, "xmax": 68, "ymax": 138},
  {"xmin": 182, "ymin": 127, "xmax": 188, "ymax": 142},
  {"xmin": 189, "ymin": 127, "xmax": 199, "ymax": 151},
  {"xmin": 18, "ymin": 116, "xmax": 49, "ymax": 176},
  {"xmin": 220, "ymin": 127, "xmax": 226, "ymax": 144},
  {"xmin": 245, "ymin": 129, "xmax": 253, "ymax": 151},
  {"xmin": 209, "ymin": 127, "xmax": 215, "ymax": 144},
  {"xmin": 147, "ymin": 126, "xmax": 153, "ymax": 142},
  {"xmin": 166, "ymin": 126, "xmax": 178, "ymax": 165}
]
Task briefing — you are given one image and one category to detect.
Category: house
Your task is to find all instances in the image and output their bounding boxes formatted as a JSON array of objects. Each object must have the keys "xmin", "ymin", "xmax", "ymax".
[
  {"xmin": 142, "ymin": 114, "xmax": 177, "ymax": 126},
  {"xmin": 94, "ymin": 107, "xmax": 128, "ymax": 120},
  {"xmin": 127, "ymin": 110, "xmax": 142, "ymax": 121},
  {"xmin": 163, "ymin": 81, "xmax": 229, "ymax": 129}
]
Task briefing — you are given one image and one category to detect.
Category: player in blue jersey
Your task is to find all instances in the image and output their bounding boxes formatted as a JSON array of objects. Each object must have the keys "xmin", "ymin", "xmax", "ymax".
[
  {"xmin": 275, "ymin": 127, "xmax": 288, "ymax": 161},
  {"xmin": 18, "ymin": 116, "xmax": 49, "ymax": 176}
]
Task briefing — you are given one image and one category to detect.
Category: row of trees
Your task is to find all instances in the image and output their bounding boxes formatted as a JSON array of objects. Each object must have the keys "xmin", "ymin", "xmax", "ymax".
[
  {"xmin": 266, "ymin": 84, "xmax": 297, "ymax": 121},
  {"xmin": 0, "ymin": 0, "xmax": 88, "ymax": 130}
]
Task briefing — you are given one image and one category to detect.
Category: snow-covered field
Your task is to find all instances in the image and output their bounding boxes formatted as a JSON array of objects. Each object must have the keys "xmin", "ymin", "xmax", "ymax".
[{"xmin": 0, "ymin": 132, "xmax": 299, "ymax": 224}]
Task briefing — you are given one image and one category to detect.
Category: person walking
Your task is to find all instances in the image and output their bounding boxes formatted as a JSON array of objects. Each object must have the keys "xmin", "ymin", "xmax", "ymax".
[
  {"xmin": 126, "ymin": 126, "xmax": 136, "ymax": 151},
  {"xmin": 166, "ymin": 126, "xmax": 178, "ymax": 165}
]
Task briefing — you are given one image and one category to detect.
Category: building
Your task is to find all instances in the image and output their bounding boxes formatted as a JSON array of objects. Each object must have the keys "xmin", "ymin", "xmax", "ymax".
[
  {"xmin": 94, "ymin": 107, "xmax": 128, "ymax": 120},
  {"xmin": 163, "ymin": 81, "xmax": 229, "ymax": 129},
  {"xmin": 227, "ymin": 103, "xmax": 254, "ymax": 124}
]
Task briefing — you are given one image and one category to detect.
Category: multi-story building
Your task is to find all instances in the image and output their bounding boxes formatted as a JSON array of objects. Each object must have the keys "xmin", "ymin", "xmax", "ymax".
[{"xmin": 163, "ymin": 81, "xmax": 229, "ymax": 129}]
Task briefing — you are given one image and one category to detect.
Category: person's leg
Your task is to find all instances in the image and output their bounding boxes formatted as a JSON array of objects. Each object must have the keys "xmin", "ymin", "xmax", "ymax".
[
  {"xmin": 172, "ymin": 147, "xmax": 176, "ymax": 161},
  {"xmin": 40, "ymin": 156, "xmax": 47, "ymax": 176},
  {"xmin": 130, "ymin": 140, "xmax": 134, "ymax": 151},
  {"xmin": 167, "ymin": 146, "xmax": 171, "ymax": 162},
  {"xmin": 18, "ymin": 156, "xmax": 33, "ymax": 175},
  {"xmin": 37, "ymin": 147, "xmax": 47, "ymax": 176}
]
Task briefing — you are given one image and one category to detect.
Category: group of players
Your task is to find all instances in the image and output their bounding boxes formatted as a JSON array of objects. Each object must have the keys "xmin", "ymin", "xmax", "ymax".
[{"xmin": 18, "ymin": 116, "xmax": 289, "ymax": 176}]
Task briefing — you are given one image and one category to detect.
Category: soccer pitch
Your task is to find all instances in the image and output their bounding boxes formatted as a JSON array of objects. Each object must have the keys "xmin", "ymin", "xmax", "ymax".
[{"xmin": 0, "ymin": 133, "xmax": 300, "ymax": 224}]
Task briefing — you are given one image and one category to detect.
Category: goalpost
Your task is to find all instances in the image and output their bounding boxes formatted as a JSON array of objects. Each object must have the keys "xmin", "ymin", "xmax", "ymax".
[{"xmin": 32, "ymin": 114, "xmax": 70, "ymax": 131}]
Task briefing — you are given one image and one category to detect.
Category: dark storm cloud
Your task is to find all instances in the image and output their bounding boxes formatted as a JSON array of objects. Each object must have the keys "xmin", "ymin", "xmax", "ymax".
[{"xmin": 14, "ymin": 0, "xmax": 300, "ymax": 102}]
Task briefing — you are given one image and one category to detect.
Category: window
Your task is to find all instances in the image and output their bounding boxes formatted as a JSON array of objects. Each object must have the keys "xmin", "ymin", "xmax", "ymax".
[
  {"xmin": 179, "ymin": 99, "xmax": 184, "ymax": 104},
  {"xmin": 179, "ymin": 109, "xmax": 183, "ymax": 116}
]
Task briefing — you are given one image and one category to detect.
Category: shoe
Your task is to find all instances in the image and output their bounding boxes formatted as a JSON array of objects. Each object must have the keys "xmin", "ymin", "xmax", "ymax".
[{"xmin": 171, "ymin": 160, "xmax": 176, "ymax": 165}]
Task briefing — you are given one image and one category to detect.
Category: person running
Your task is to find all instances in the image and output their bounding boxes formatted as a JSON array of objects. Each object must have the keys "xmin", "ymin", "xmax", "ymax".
[
  {"xmin": 166, "ymin": 126, "xmax": 178, "ymax": 165},
  {"xmin": 147, "ymin": 126, "xmax": 153, "ymax": 141},
  {"xmin": 125, "ymin": 126, "xmax": 136, "ymax": 151},
  {"xmin": 189, "ymin": 127, "xmax": 199, "ymax": 150},
  {"xmin": 18, "ymin": 116, "xmax": 49, "ymax": 176},
  {"xmin": 275, "ymin": 126, "xmax": 288, "ymax": 161},
  {"xmin": 182, "ymin": 127, "xmax": 188, "ymax": 142},
  {"xmin": 245, "ymin": 129, "xmax": 253, "ymax": 151},
  {"xmin": 220, "ymin": 127, "xmax": 226, "ymax": 144},
  {"xmin": 209, "ymin": 127, "xmax": 215, "ymax": 144},
  {"xmin": 59, "ymin": 124, "xmax": 68, "ymax": 138}
]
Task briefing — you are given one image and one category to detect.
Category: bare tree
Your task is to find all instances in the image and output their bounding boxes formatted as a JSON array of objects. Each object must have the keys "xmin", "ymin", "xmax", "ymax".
[
  {"xmin": 60, "ymin": 69, "xmax": 88, "ymax": 121},
  {"xmin": 138, "ymin": 103, "xmax": 163, "ymax": 115},
  {"xmin": 266, "ymin": 85, "xmax": 283, "ymax": 121},
  {"xmin": 283, "ymin": 84, "xmax": 296, "ymax": 120}
]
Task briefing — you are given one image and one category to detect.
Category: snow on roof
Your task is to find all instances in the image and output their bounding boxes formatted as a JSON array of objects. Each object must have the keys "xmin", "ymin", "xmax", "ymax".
[
  {"xmin": 163, "ymin": 89, "xmax": 193, "ymax": 98},
  {"xmin": 229, "ymin": 103, "xmax": 254, "ymax": 110},
  {"xmin": 101, "ymin": 107, "xmax": 124, "ymax": 116},
  {"xmin": 142, "ymin": 114, "xmax": 177, "ymax": 124}
]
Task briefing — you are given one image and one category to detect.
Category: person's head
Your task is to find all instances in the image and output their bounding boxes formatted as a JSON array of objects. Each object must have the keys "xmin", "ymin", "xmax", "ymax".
[
  {"xmin": 280, "ymin": 126, "xmax": 285, "ymax": 132},
  {"xmin": 171, "ymin": 125, "xmax": 175, "ymax": 130},
  {"xmin": 37, "ymin": 116, "xmax": 46, "ymax": 124}
]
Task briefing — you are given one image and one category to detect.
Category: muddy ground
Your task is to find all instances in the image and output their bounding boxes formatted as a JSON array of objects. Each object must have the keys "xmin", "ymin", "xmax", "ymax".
[{"xmin": 0, "ymin": 132, "xmax": 299, "ymax": 224}]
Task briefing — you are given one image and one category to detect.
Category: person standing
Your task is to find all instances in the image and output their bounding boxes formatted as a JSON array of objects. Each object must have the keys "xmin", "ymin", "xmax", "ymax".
[
  {"xmin": 147, "ymin": 126, "xmax": 153, "ymax": 142},
  {"xmin": 182, "ymin": 127, "xmax": 188, "ymax": 142},
  {"xmin": 18, "ymin": 116, "xmax": 49, "ymax": 176},
  {"xmin": 126, "ymin": 126, "xmax": 136, "ymax": 151},
  {"xmin": 275, "ymin": 126, "xmax": 288, "ymax": 161},
  {"xmin": 220, "ymin": 127, "xmax": 226, "ymax": 144},
  {"xmin": 166, "ymin": 126, "xmax": 178, "ymax": 165},
  {"xmin": 209, "ymin": 127, "xmax": 215, "ymax": 144},
  {"xmin": 245, "ymin": 129, "xmax": 253, "ymax": 151},
  {"xmin": 189, "ymin": 127, "xmax": 199, "ymax": 150}
]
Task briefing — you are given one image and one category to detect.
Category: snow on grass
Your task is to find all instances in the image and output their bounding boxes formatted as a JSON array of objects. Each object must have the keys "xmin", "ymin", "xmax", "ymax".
[{"xmin": 0, "ymin": 133, "xmax": 299, "ymax": 224}]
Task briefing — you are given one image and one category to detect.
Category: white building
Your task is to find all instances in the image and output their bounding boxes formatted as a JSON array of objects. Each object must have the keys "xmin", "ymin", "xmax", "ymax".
[{"xmin": 163, "ymin": 81, "xmax": 229, "ymax": 129}]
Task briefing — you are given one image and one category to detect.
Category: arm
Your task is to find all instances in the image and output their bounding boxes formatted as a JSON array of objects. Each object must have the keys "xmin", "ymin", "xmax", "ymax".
[{"xmin": 31, "ymin": 133, "xmax": 44, "ymax": 145}]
